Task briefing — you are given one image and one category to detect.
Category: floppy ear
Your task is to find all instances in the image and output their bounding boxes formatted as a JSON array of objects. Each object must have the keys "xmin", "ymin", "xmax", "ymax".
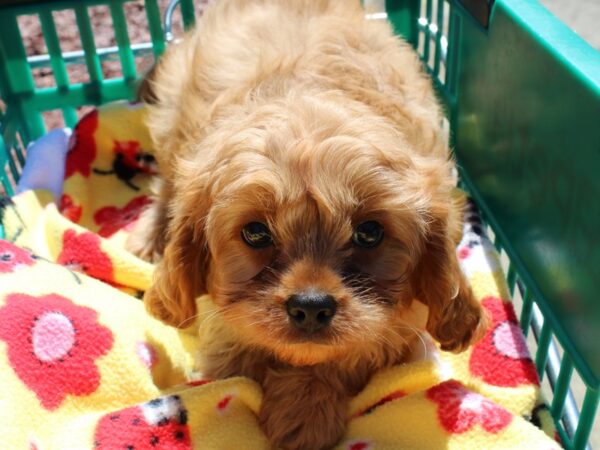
[
  {"xmin": 144, "ymin": 211, "xmax": 209, "ymax": 328},
  {"xmin": 136, "ymin": 63, "xmax": 159, "ymax": 104},
  {"xmin": 415, "ymin": 205, "xmax": 487, "ymax": 353}
]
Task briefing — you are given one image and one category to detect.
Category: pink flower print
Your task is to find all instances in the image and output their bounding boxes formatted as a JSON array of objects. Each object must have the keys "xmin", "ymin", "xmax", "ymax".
[
  {"xmin": 427, "ymin": 380, "xmax": 513, "ymax": 434},
  {"xmin": 0, "ymin": 293, "xmax": 113, "ymax": 409}
]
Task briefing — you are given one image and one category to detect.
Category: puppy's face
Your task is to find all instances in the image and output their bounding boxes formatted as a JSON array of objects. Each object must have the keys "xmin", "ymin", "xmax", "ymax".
[{"xmin": 146, "ymin": 95, "xmax": 484, "ymax": 365}]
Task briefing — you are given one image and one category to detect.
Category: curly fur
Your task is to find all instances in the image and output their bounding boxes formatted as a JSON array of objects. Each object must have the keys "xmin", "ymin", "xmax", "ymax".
[{"xmin": 129, "ymin": 1, "xmax": 487, "ymax": 448}]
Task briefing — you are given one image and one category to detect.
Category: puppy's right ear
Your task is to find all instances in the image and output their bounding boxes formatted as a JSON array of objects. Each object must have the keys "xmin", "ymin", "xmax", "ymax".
[
  {"xmin": 144, "ymin": 213, "xmax": 208, "ymax": 328},
  {"xmin": 137, "ymin": 63, "xmax": 160, "ymax": 104}
]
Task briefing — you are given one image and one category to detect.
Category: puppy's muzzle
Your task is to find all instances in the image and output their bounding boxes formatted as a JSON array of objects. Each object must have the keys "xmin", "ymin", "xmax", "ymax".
[{"xmin": 286, "ymin": 292, "xmax": 336, "ymax": 333}]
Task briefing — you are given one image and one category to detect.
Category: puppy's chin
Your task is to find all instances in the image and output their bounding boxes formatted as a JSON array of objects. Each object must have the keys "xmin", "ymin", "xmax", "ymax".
[
  {"xmin": 224, "ymin": 314, "xmax": 350, "ymax": 366},
  {"xmin": 284, "ymin": 327, "xmax": 336, "ymax": 345},
  {"xmin": 270, "ymin": 341, "xmax": 348, "ymax": 366}
]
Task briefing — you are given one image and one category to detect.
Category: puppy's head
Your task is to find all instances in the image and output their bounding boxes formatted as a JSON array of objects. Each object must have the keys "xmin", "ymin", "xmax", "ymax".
[{"xmin": 145, "ymin": 93, "xmax": 485, "ymax": 365}]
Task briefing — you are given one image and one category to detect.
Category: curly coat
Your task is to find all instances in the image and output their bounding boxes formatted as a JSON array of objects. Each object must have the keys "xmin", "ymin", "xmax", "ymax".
[{"xmin": 129, "ymin": 1, "xmax": 486, "ymax": 448}]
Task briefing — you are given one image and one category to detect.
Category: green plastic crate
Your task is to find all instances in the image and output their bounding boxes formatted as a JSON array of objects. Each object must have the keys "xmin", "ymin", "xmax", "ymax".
[
  {"xmin": 0, "ymin": 0, "xmax": 598, "ymax": 448},
  {"xmin": 386, "ymin": 0, "xmax": 600, "ymax": 447}
]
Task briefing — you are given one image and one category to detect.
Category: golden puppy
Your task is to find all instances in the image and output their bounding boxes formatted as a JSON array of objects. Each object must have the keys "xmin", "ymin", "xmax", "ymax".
[{"xmin": 130, "ymin": 1, "xmax": 486, "ymax": 448}]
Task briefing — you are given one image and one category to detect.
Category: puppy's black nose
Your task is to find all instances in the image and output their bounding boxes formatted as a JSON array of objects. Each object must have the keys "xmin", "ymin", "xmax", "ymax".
[{"xmin": 286, "ymin": 292, "xmax": 336, "ymax": 333}]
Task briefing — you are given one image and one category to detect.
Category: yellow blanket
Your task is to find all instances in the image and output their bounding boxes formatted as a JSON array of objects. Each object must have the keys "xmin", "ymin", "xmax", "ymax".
[{"xmin": 0, "ymin": 101, "xmax": 561, "ymax": 449}]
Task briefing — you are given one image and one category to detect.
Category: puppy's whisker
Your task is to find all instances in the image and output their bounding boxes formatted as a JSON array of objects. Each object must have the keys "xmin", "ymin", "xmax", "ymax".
[
  {"xmin": 177, "ymin": 311, "xmax": 204, "ymax": 328},
  {"xmin": 197, "ymin": 304, "xmax": 239, "ymax": 329},
  {"xmin": 395, "ymin": 323, "xmax": 428, "ymax": 359}
]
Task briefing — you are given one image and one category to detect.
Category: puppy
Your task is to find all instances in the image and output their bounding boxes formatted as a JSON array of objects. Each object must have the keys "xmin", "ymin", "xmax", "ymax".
[{"xmin": 130, "ymin": 1, "xmax": 486, "ymax": 448}]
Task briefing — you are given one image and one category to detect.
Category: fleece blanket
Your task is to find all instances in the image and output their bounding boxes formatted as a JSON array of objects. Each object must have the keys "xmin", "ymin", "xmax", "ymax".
[{"xmin": 0, "ymin": 100, "xmax": 561, "ymax": 449}]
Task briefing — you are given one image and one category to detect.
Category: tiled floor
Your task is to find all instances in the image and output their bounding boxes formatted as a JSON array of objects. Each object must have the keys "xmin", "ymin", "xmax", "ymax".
[
  {"xmin": 540, "ymin": 0, "xmax": 600, "ymax": 50},
  {"xmin": 366, "ymin": 0, "xmax": 599, "ymax": 50}
]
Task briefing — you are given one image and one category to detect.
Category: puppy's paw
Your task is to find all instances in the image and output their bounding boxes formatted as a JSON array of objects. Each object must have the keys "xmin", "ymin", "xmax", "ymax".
[
  {"xmin": 259, "ymin": 371, "xmax": 348, "ymax": 450},
  {"xmin": 260, "ymin": 408, "xmax": 346, "ymax": 450},
  {"xmin": 125, "ymin": 203, "xmax": 165, "ymax": 263},
  {"xmin": 435, "ymin": 273, "xmax": 488, "ymax": 353},
  {"xmin": 125, "ymin": 230, "xmax": 160, "ymax": 262}
]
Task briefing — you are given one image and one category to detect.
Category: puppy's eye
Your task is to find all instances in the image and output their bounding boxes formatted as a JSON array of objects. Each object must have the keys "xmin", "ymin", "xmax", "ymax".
[
  {"xmin": 352, "ymin": 221, "xmax": 384, "ymax": 248},
  {"xmin": 241, "ymin": 222, "xmax": 273, "ymax": 248}
]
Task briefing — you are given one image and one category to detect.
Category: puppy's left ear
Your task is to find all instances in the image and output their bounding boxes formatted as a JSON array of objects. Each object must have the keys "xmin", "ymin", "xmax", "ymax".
[
  {"xmin": 415, "ymin": 199, "xmax": 487, "ymax": 353},
  {"xmin": 144, "ymin": 210, "xmax": 208, "ymax": 328}
]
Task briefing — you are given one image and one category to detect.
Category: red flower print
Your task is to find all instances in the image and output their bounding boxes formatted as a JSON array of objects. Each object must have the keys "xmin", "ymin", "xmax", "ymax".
[
  {"xmin": 187, "ymin": 379, "xmax": 212, "ymax": 387},
  {"xmin": 470, "ymin": 297, "xmax": 539, "ymax": 387},
  {"xmin": 65, "ymin": 110, "xmax": 99, "ymax": 179},
  {"xmin": 57, "ymin": 230, "xmax": 114, "ymax": 284},
  {"xmin": 93, "ymin": 196, "xmax": 152, "ymax": 238},
  {"xmin": 59, "ymin": 194, "xmax": 82, "ymax": 223},
  {"xmin": 217, "ymin": 394, "xmax": 234, "ymax": 414},
  {"xmin": 354, "ymin": 390, "xmax": 406, "ymax": 417},
  {"xmin": 0, "ymin": 293, "xmax": 113, "ymax": 409},
  {"xmin": 94, "ymin": 395, "xmax": 191, "ymax": 449},
  {"xmin": 347, "ymin": 441, "xmax": 371, "ymax": 450},
  {"xmin": 0, "ymin": 240, "xmax": 35, "ymax": 273},
  {"xmin": 427, "ymin": 380, "xmax": 513, "ymax": 434}
]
